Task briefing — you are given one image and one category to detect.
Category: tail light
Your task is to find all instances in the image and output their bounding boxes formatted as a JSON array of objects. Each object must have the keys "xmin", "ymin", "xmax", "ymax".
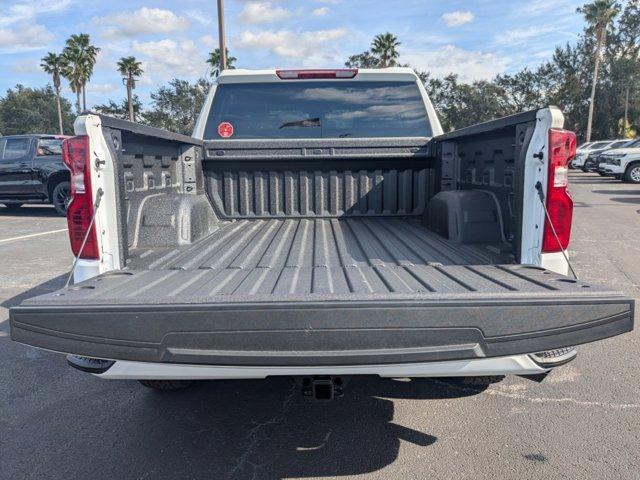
[
  {"xmin": 542, "ymin": 129, "xmax": 576, "ymax": 253},
  {"xmin": 62, "ymin": 135, "xmax": 100, "ymax": 259},
  {"xmin": 276, "ymin": 69, "xmax": 358, "ymax": 79}
]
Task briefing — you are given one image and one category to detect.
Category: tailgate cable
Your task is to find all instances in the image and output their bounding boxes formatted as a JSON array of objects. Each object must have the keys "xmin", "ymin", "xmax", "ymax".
[
  {"xmin": 535, "ymin": 181, "xmax": 578, "ymax": 280},
  {"xmin": 65, "ymin": 188, "xmax": 104, "ymax": 288}
]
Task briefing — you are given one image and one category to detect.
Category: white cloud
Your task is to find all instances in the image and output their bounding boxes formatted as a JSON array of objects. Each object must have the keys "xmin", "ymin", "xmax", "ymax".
[
  {"xmin": 96, "ymin": 7, "xmax": 190, "ymax": 39},
  {"xmin": 494, "ymin": 25, "xmax": 555, "ymax": 46},
  {"xmin": 132, "ymin": 39, "xmax": 206, "ymax": 80},
  {"xmin": 0, "ymin": 0, "xmax": 71, "ymax": 27},
  {"xmin": 0, "ymin": 24, "xmax": 53, "ymax": 53},
  {"xmin": 10, "ymin": 58, "xmax": 43, "ymax": 74},
  {"xmin": 237, "ymin": 28, "xmax": 347, "ymax": 63},
  {"xmin": 532, "ymin": 49, "xmax": 554, "ymax": 59},
  {"xmin": 199, "ymin": 35, "xmax": 218, "ymax": 49},
  {"xmin": 312, "ymin": 7, "xmax": 329, "ymax": 16},
  {"xmin": 0, "ymin": 0, "xmax": 65, "ymax": 52},
  {"xmin": 62, "ymin": 84, "xmax": 118, "ymax": 98},
  {"xmin": 240, "ymin": 2, "xmax": 292, "ymax": 24},
  {"xmin": 403, "ymin": 45, "xmax": 511, "ymax": 82},
  {"xmin": 520, "ymin": 0, "xmax": 576, "ymax": 15},
  {"xmin": 86, "ymin": 83, "xmax": 118, "ymax": 94},
  {"xmin": 185, "ymin": 10, "xmax": 213, "ymax": 25},
  {"xmin": 442, "ymin": 11, "xmax": 474, "ymax": 27},
  {"xmin": 494, "ymin": 24, "xmax": 578, "ymax": 48}
]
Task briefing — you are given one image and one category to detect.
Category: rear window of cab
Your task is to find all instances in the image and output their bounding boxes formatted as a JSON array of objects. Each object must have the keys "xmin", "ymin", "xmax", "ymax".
[{"xmin": 204, "ymin": 81, "xmax": 432, "ymax": 140}]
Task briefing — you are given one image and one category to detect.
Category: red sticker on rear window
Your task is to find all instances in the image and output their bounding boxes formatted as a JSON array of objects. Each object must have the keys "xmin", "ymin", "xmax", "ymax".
[{"xmin": 218, "ymin": 122, "xmax": 234, "ymax": 138}]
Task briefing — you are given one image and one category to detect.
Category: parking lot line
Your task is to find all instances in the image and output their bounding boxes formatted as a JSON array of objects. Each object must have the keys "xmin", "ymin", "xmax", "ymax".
[{"xmin": 0, "ymin": 228, "xmax": 68, "ymax": 244}]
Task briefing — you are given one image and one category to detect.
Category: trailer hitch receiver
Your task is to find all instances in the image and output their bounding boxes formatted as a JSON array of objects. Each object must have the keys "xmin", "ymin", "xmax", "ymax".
[{"xmin": 300, "ymin": 376, "xmax": 345, "ymax": 401}]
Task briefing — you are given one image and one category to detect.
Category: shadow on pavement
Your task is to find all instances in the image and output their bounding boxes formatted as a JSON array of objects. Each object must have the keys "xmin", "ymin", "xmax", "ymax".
[
  {"xmin": 609, "ymin": 197, "xmax": 640, "ymax": 205},
  {"xmin": 3, "ymin": 371, "xmax": 487, "ymax": 480},
  {"xmin": 592, "ymin": 189, "xmax": 640, "ymax": 195},
  {"xmin": 0, "ymin": 205, "xmax": 60, "ymax": 217},
  {"xmin": 1, "ymin": 274, "xmax": 68, "ymax": 309},
  {"xmin": 132, "ymin": 377, "xmax": 471, "ymax": 478},
  {"xmin": 568, "ymin": 178, "xmax": 618, "ymax": 185}
]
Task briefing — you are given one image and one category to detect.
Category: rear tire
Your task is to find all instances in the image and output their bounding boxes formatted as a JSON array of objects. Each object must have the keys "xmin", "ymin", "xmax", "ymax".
[
  {"xmin": 581, "ymin": 166, "xmax": 588, "ymax": 173},
  {"xmin": 51, "ymin": 181, "xmax": 70, "ymax": 216},
  {"xmin": 2, "ymin": 203, "xmax": 23, "ymax": 209},
  {"xmin": 138, "ymin": 379, "xmax": 193, "ymax": 390},
  {"xmin": 623, "ymin": 163, "xmax": 640, "ymax": 184},
  {"xmin": 597, "ymin": 171, "xmax": 607, "ymax": 177}
]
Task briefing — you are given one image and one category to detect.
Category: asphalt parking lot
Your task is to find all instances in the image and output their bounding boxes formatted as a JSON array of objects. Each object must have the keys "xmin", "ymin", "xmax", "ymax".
[{"xmin": 1, "ymin": 172, "xmax": 638, "ymax": 480}]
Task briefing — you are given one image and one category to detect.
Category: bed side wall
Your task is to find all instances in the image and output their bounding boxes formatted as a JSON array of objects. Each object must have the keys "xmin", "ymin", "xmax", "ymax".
[
  {"xmin": 104, "ymin": 127, "xmax": 218, "ymax": 257},
  {"xmin": 432, "ymin": 116, "xmax": 537, "ymax": 259}
]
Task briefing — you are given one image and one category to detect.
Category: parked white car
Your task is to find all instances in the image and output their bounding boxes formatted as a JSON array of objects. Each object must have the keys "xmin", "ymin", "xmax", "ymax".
[
  {"xmin": 576, "ymin": 141, "xmax": 594, "ymax": 153},
  {"xmin": 569, "ymin": 142, "xmax": 594, "ymax": 169},
  {"xmin": 571, "ymin": 139, "xmax": 627, "ymax": 170},
  {"xmin": 598, "ymin": 139, "xmax": 640, "ymax": 183}
]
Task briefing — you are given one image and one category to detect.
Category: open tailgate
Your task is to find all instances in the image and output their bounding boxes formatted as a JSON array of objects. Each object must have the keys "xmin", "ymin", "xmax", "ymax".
[{"xmin": 10, "ymin": 265, "xmax": 634, "ymax": 366}]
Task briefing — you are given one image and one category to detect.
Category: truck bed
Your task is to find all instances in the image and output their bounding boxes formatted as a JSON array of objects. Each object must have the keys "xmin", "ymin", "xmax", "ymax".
[
  {"xmin": 8, "ymin": 114, "xmax": 635, "ymax": 368},
  {"xmin": 124, "ymin": 217, "xmax": 513, "ymax": 298}
]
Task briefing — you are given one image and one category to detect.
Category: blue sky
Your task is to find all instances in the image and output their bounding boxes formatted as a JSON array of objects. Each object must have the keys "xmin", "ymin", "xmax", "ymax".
[{"xmin": 0, "ymin": 0, "xmax": 588, "ymax": 108}]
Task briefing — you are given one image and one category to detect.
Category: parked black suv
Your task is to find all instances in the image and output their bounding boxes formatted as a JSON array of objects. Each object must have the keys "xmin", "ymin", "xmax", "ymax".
[{"xmin": 0, "ymin": 134, "xmax": 70, "ymax": 215}]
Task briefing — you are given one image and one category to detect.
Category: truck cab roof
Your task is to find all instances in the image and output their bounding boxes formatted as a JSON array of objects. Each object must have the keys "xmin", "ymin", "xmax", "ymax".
[{"xmin": 216, "ymin": 67, "xmax": 421, "ymax": 84}]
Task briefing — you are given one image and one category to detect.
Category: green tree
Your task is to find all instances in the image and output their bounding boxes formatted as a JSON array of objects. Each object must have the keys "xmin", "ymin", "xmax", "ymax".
[
  {"xmin": 494, "ymin": 69, "xmax": 548, "ymax": 113},
  {"xmin": 117, "ymin": 56, "xmax": 143, "ymax": 122},
  {"xmin": 425, "ymin": 74, "xmax": 508, "ymax": 131},
  {"xmin": 412, "ymin": 69, "xmax": 430, "ymax": 84},
  {"xmin": 611, "ymin": 0, "xmax": 640, "ymax": 134},
  {"xmin": 206, "ymin": 48, "xmax": 236, "ymax": 74},
  {"xmin": 40, "ymin": 52, "xmax": 65, "ymax": 135},
  {"xmin": 537, "ymin": 42, "xmax": 592, "ymax": 136},
  {"xmin": 371, "ymin": 33, "xmax": 401, "ymax": 67},
  {"xmin": 0, "ymin": 85, "xmax": 74, "ymax": 135},
  {"xmin": 578, "ymin": 0, "xmax": 621, "ymax": 141},
  {"xmin": 94, "ymin": 96, "xmax": 143, "ymax": 121},
  {"xmin": 62, "ymin": 34, "xmax": 101, "ymax": 113},
  {"xmin": 344, "ymin": 51, "xmax": 380, "ymax": 68},
  {"xmin": 143, "ymin": 78, "xmax": 211, "ymax": 135}
]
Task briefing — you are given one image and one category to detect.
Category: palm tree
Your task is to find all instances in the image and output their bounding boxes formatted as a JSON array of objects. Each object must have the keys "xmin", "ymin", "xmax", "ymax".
[
  {"xmin": 371, "ymin": 33, "xmax": 401, "ymax": 68},
  {"xmin": 117, "ymin": 56, "xmax": 143, "ymax": 122},
  {"xmin": 578, "ymin": 0, "xmax": 621, "ymax": 142},
  {"xmin": 206, "ymin": 48, "xmax": 236, "ymax": 75},
  {"xmin": 40, "ymin": 52, "xmax": 65, "ymax": 135},
  {"xmin": 61, "ymin": 47, "xmax": 83, "ymax": 114},
  {"xmin": 62, "ymin": 34, "xmax": 100, "ymax": 113}
]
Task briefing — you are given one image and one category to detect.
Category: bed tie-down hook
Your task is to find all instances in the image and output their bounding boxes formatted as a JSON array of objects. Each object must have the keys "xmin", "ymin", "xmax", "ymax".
[{"xmin": 94, "ymin": 151, "xmax": 106, "ymax": 169}]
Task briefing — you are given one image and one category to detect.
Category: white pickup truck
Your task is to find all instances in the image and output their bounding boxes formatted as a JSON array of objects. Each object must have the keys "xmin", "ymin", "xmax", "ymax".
[
  {"xmin": 10, "ymin": 68, "xmax": 634, "ymax": 398},
  {"xmin": 597, "ymin": 139, "xmax": 640, "ymax": 182}
]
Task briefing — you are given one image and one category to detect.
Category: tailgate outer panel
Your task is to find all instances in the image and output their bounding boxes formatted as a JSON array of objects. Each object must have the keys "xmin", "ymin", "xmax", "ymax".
[{"xmin": 10, "ymin": 282, "xmax": 634, "ymax": 365}]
